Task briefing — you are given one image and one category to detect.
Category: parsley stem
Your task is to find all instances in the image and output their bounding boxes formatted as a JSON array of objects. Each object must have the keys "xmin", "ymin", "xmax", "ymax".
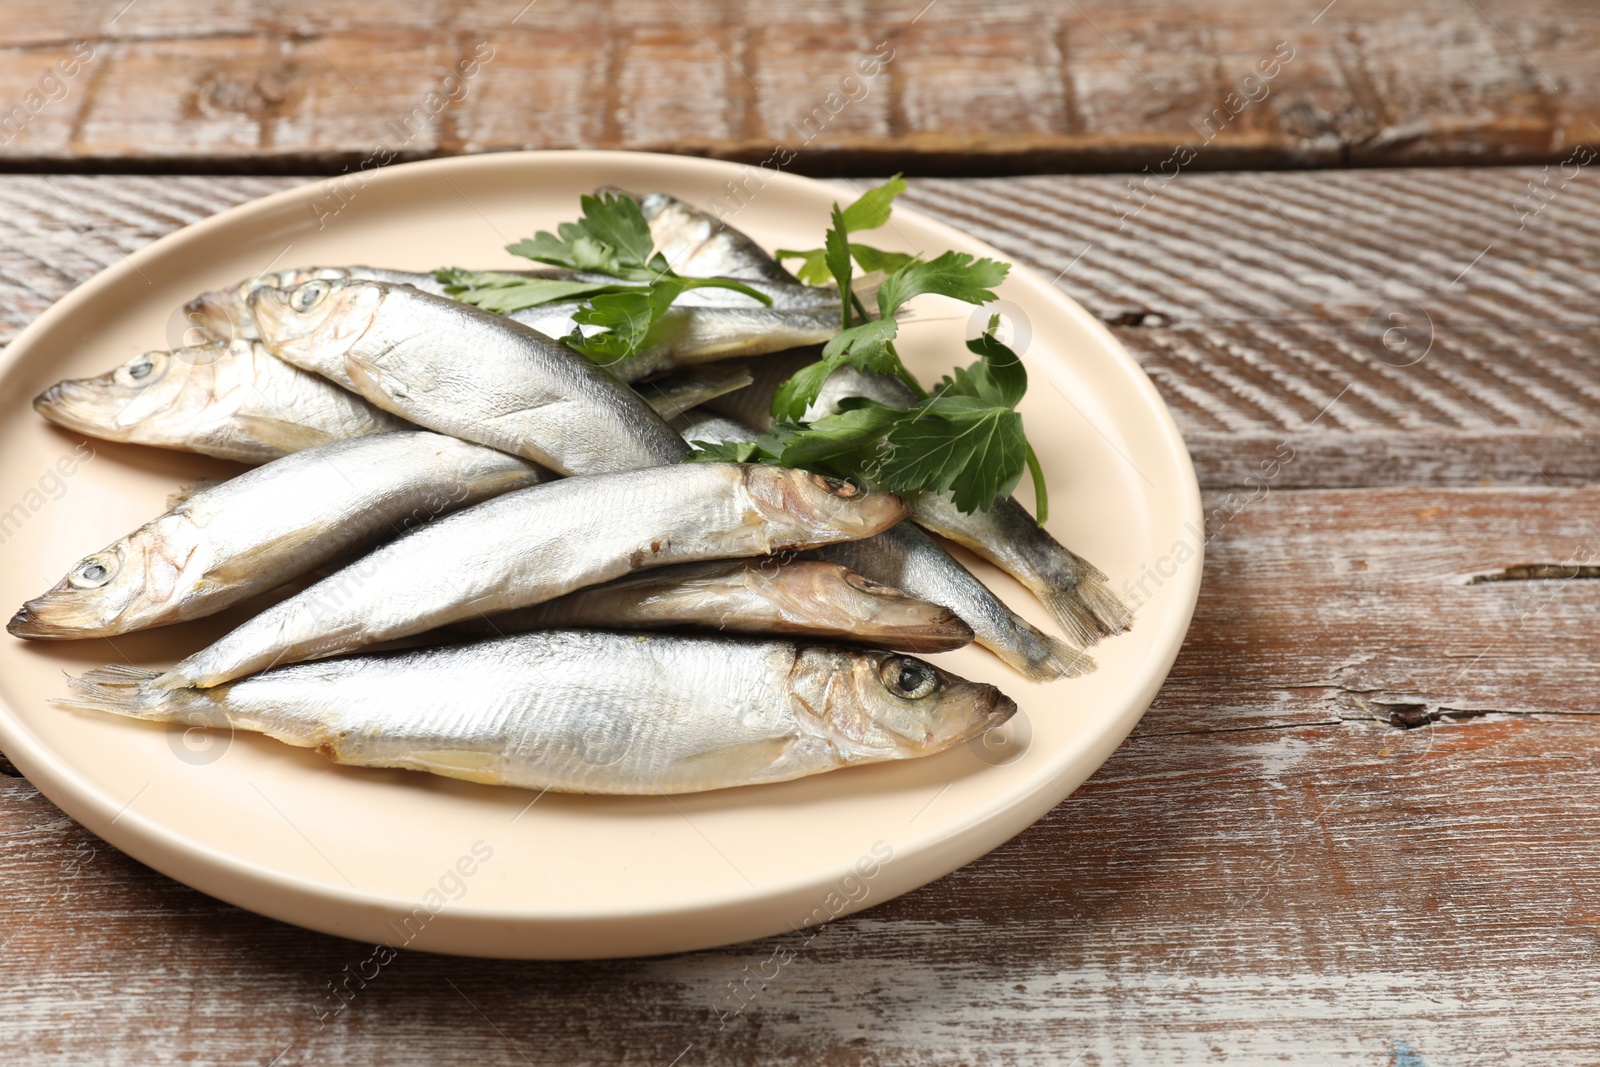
[{"xmin": 1024, "ymin": 441, "xmax": 1049, "ymax": 525}]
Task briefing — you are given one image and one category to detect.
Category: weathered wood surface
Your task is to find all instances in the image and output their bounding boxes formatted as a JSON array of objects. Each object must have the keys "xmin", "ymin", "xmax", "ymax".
[
  {"xmin": 3, "ymin": 1, "xmax": 1600, "ymax": 173},
  {"xmin": 5, "ymin": 170, "xmax": 1600, "ymax": 1063}
]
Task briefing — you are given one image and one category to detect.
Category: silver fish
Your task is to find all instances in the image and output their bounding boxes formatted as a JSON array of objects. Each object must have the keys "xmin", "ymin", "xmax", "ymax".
[
  {"xmin": 817, "ymin": 523, "xmax": 1093, "ymax": 681},
  {"xmin": 460, "ymin": 557, "xmax": 973, "ymax": 653},
  {"xmin": 154, "ymin": 463, "xmax": 908, "ymax": 690},
  {"xmin": 59, "ymin": 631, "xmax": 1015, "ymax": 794},
  {"xmin": 7, "ymin": 432, "xmax": 546, "ymax": 640},
  {"xmin": 249, "ymin": 278, "xmax": 690, "ymax": 474},
  {"xmin": 32, "ymin": 339, "xmax": 413, "ymax": 464}
]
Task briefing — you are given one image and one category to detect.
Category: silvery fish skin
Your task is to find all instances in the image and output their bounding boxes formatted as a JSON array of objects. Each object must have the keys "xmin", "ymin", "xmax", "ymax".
[
  {"xmin": 7, "ymin": 432, "xmax": 547, "ymax": 640},
  {"xmin": 32, "ymin": 339, "xmax": 412, "ymax": 464},
  {"xmin": 632, "ymin": 363, "xmax": 754, "ymax": 420},
  {"xmin": 633, "ymin": 190, "xmax": 804, "ymax": 288},
  {"xmin": 805, "ymin": 365, "xmax": 1132, "ymax": 646},
  {"xmin": 156, "ymin": 463, "xmax": 908, "ymax": 690},
  {"xmin": 817, "ymin": 523, "xmax": 1093, "ymax": 681},
  {"xmin": 249, "ymin": 278, "xmax": 690, "ymax": 474},
  {"xmin": 461, "ymin": 557, "xmax": 973, "ymax": 653},
  {"xmin": 59, "ymin": 631, "xmax": 1016, "ymax": 794}
]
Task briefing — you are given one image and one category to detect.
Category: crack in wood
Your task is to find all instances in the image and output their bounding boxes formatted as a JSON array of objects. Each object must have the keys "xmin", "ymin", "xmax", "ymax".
[{"xmin": 1467, "ymin": 563, "xmax": 1600, "ymax": 583}]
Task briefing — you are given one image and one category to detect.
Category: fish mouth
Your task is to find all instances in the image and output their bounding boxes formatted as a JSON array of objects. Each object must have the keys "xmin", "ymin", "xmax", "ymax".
[
  {"xmin": 975, "ymin": 687, "xmax": 1019, "ymax": 736},
  {"xmin": 32, "ymin": 379, "xmax": 120, "ymax": 437},
  {"xmin": 7, "ymin": 601, "xmax": 79, "ymax": 640}
]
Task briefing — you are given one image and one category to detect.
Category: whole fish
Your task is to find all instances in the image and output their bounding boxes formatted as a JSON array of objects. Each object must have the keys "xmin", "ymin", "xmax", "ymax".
[
  {"xmin": 32, "ymin": 339, "xmax": 411, "ymax": 464},
  {"xmin": 460, "ymin": 557, "xmax": 973, "ymax": 653},
  {"xmin": 59, "ymin": 631, "xmax": 1015, "ymax": 794},
  {"xmin": 7, "ymin": 432, "xmax": 546, "ymax": 640},
  {"xmin": 817, "ymin": 523, "xmax": 1093, "ymax": 681},
  {"xmin": 154, "ymin": 463, "xmax": 907, "ymax": 690},
  {"xmin": 249, "ymin": 278, "xmax": 689, "ymax": 474}
]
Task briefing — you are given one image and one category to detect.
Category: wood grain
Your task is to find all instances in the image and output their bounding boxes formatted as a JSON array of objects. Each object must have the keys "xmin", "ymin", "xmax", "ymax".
[
  {"xmin": 5, "ymin": 170, "xmax": 1600, "ymax": 1063},
  {"xmin": 2, "ymin": 1, "xmax": 1599, "ymax": 173}
]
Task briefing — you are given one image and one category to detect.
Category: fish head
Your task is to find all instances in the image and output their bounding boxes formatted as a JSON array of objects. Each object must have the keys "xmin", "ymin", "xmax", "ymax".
[
  {"xmin": 7, "ymin": 531, "xmax": 183, "ymax": 639},
  {"xmin": 795, "ymin": 648, "xmax": 1017, "ymax": 759},
  {"xmin": 33, "ymin": 347, "xmax": 223, "ymax": 442},
  {"xmin": 765, "ymin": 562, "xmax": 973, "ymax": 652},
  {"xmin": 744, "ymin": 467, "xmax": 909, "ymax": 544},
  {"xmin": 250, "ymin": 278, "xmax": 383, "ymax": 365},
  {"xmin": 186, "ymin": 267, "xmax": 350, "ymax": 344}
]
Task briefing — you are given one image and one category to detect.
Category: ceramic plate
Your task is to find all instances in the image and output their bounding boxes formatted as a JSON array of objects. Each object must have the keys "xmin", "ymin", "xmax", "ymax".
[{"xmin": 0, "ymin": 152, "xmax": 1201, "ymax": 958}]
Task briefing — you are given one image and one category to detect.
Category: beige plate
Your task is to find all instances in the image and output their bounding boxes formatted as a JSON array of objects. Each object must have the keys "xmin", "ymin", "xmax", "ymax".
[{"xmin": 0, "ymin": 152, "xmax": 1201, "ymax": 958}]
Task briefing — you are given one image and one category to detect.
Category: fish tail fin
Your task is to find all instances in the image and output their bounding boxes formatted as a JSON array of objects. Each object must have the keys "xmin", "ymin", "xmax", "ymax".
[
  {"xmin": 53, "ymin": 665, "xmax": 177, "ymax": 721},
  {"xmin": 983, "ymin": 620, "xmax": 1097, "ymax": 681},
  {"xmin": 1034, "ymin": 572, "xmax": 1134, "ymax": 648}
]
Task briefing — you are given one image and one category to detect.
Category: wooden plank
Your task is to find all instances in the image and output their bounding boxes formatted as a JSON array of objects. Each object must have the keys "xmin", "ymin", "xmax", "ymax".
[
  {"xmin": 2, "ymin": 1, "xmax": 1600, "ymax": 172},
  {"xmin": 4, "ymin": 170, "xmax": 1599, "ymax": 488},
  {"xmin": 6, "ymin": 484, "xmax": 1600, "ymax": 1061}
]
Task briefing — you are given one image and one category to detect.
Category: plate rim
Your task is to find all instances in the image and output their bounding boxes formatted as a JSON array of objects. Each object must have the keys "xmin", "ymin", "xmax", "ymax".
[{"xmin": 0, "ymin": 150, "xmax": 1203, "ymax": 955}]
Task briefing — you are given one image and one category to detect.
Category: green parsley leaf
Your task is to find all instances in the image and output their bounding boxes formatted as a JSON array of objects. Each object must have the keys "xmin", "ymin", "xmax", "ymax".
[
  {"xmin": 848, "ymin": 245, "xmax": 916, "ymax": 275},
  {"xmin": 874, "ymin": 251, "xmax": 1009, "ymax": 318},
  {"xmin": 839, "ymin": 173, "xmax": 907, "ymax": 232},
  {"xmin": 507, "ymin": 192, "xmax": 667, "ymax": 282},
  {"xmin": 931, "ymin": 313, "xmax": 1027, "ymax": 408},
  {"xmin": 685, "ymin": 439, "xmax": 770, "ymax": 463},
  {"xmin": 878, "ymin": 396, "xmax": 1028, "ymax": 513},
  {"xmin": 773, "ymin": 246, "xmax": 833, "ymax": 286},
  {"xmin": 774, "ymin": 399, "xmax": 902, "ymax": 470},
  {"xmin": 436, "ymin": 269, "xmax": 634, "ymax": 315}
]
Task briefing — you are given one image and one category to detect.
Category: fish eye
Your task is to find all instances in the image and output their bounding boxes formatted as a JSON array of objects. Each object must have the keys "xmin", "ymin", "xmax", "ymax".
[
  {"xmin": 68, "ymin": 555, "xmax": 117, "ymax": 590},
  {"xmin": 289, "ymin": 280, "xmax": 331, "ymax": 312},
  {"xmin": 880, "ymin": 656, "xmax": 939, "ymax": 700},
  {"xmin": 112, "ymin": 351, "xmax": 166, "ymax": 387},
  {"xmin": 811, "ymin": 474, "xmax": 859, "ymax": 498}
]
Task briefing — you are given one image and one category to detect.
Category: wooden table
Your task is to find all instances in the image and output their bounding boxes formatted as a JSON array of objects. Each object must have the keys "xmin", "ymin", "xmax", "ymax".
[{"xmin": 5, "ymin": 3, "xmax": 1600, "ymax": 1064}]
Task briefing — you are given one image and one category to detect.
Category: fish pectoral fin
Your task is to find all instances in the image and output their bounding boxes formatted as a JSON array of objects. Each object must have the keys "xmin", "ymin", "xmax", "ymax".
[
  {"xmin": 391, "ymin": 749, "xmax": 505, "ymax": 785},
  {"xmin": 196, "ymin": 524, "xmax": 338, "ymax": 589},
  {"xmin": 232, "ymin": 415, "xmax": 341, "ymax": 454},
  {"xmin": 671, "ymin": 735, "xmax": 798, "ymax": 782},
  {"xmin": 345, "ymin": 351, "xmax": 419, "ymax": 402}
]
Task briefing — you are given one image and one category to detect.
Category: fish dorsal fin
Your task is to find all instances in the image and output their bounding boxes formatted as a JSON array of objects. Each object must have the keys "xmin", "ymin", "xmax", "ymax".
[{"xmin": 232, "ymin": 414, "xmax": 340, "ymax": 455}]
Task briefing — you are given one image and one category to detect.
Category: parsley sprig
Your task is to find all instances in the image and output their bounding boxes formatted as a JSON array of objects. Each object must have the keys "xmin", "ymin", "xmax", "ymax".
[
  {"xmin": 692, "ymin": 178, "xmax": 1046, "ymax": 520},
  {"xmin": 438, "ymin": 192, "xmax": 771, "ymax": 364}
]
